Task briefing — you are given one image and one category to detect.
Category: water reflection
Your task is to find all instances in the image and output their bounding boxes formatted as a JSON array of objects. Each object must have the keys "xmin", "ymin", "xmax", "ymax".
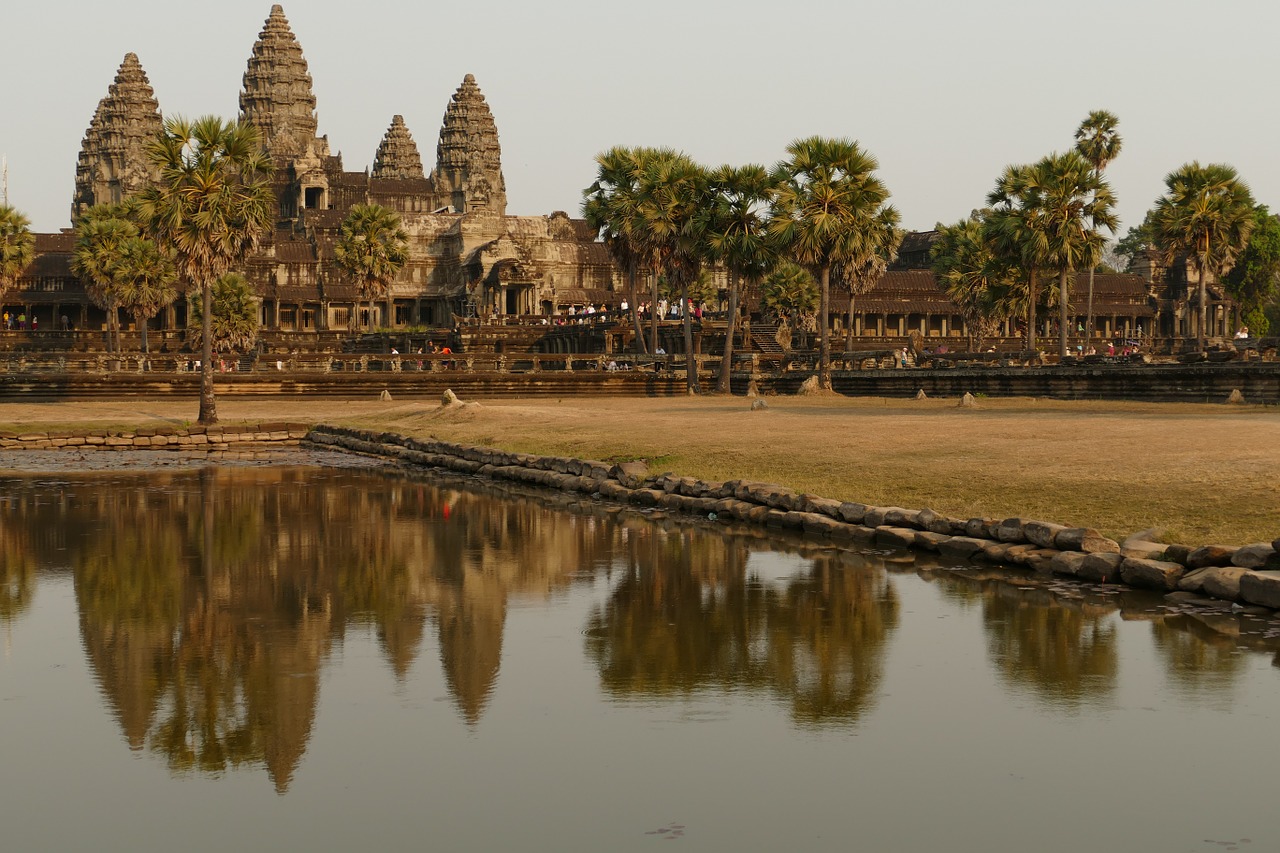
[
  {"xmin": 585, "ymin": 525, "xmax": 900, "ymax": 726},
  {"xmin": 3, "ymin": 466, "xmax": 1278, "ymax": 795}
]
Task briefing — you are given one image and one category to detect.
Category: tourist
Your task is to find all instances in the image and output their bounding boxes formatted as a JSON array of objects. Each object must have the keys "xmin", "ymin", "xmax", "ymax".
[
  {"xmin": 30, "ymin": 315, "xmax": 37, "ymax": 331},
  {"xmin": 1235, "ymin": 326, "xmax": 1250, "ymax": 339},
  {"xmin": 18, "ymin": 312, "xmax": 26, "ymax": 330},
  {"xmin": 2, "ymin": 312, "xmax": 9, "ymax": 330}
]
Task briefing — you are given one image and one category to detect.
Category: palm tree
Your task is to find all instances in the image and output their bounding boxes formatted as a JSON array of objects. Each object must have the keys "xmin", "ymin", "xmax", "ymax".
[
  {"xmin": 1032, "ymin": 151, "xmax": 1117, "ymax": 358},
  {"xmin": 583, "ymin": 146, "xmax": 654, "ymax": 353},
  {"xmin": 986, "ymin": 163, "xmax": 1051, "ymax": 353},
  {"xmin": 769, "ymin": 137, "xmax": 893, "ymax": 390},
  {"xmin": 634, "ymin": 150, "xmax": 708, "ymax": 394},
  {"xmin": 115, "ymin": 235, "xmax": 178, "ymax": 354},
  {"xmin": 838, "ymin": 205, "xmax": 903, "ymax": 353},
  {"xmin": 1074, "ymin": 110, "xmax": 1122, "ymax": 344},
  {"xmin": 762, "ymin": 261, "xmax": 818, "ymax": 327},
  {"xmin": 931, "ymin": 215, "xmax": 1015, "ymax": 350},
  {"xmin": 1152, "ymin": 162, "xmax": 1256, "ymax": 351},
  {"xmin": 71, "ymin": 204, "xmax": 136, "ymax": 353},
  {"xmin": 333, "ymin": 203, "xmax": 409, "ymax": 333},
  {"xmin": 704, "ymin": 164, "xmax": 777, "ymax": 393},
  {"xmin": 133, "ymin": 115, "xmax": 274, "ymax": 425},
  {"xmin": 188, "ymin": 272, "xmax": 260, "ymax": 355},
  {"xmin": 0, "ymin": 205, "xmax": 35, "ymax": 305}
]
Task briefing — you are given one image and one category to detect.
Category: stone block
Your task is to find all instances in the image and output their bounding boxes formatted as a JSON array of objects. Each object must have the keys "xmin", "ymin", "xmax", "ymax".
[
  {"xmin": 1050, "ymin": 552, "xmax": 1088, "ymax": 577},
  {"xmin": 996, "ymin": 518, "xmax": 1032, "ymax": 544},
  {"xmin": 937, "ymin": 536, "xmax": 988, "ymax": 561},
  {"xmin": 837, "ymin": 502, "xmax": 868, "ymax": 524},
  {"xmin": 874, "ymin": 526, "xmax": 917, "ymax": 550},
  {"xmin": 979, "ymin": 541, "xmax": 1016, "ymax": 563},
  {"xmin": 863, "ymin": 506, "xmax": 898, "ymax": 528},
  {"xmin": 1176, "ymin": 567, "xmax": 1214, "ymax": 593},
  {"xmin": 1120, "ymin": 557, "xmax": 1186, "ymax": 591},
  {"xmin": 1162, "ymin": 544, "xmax": 1193, "ymax": 565},
  {"xmin": 1053, "ymin": 528, "xmax": 1121, "ymax": 554},
  {"xmin": 965, "ymin": 517, "xmax": 998, "ymax": 540},
  {"xmin": 1186, "ymin": 545, "xmax": 1238, "ymax": 569},
  {"xmin": 880, "ymin": 507, "xmax": 921, "ymax": 527},
  {"xmin": 802, "ymin": 495, "xmax": 843, "ymax": 518},
  {"xmin": 1025, "ymin": 521, "xmax": 1069, "ymax": 549},
  {"xmin": 914, "ymin": 531, "xmax": 950, "ymax": 551},
  {"xmin": 611, "ymin": 461, "xmax": 649, "ymax": 489},
  {"xmin": 1231, "ymin": 544, "xmax": 1278, "ymax": 569},
  {"xmin": 1239, "ymin": 571, "xmax": 1280, "ymax": 609},
  {"xmin": 1200, "ymin": 568, "xmax": 1248, "ymax": 602},
  {"xmin": 802, "ymin": 514, "xmax": 844, "ymax": 536}
]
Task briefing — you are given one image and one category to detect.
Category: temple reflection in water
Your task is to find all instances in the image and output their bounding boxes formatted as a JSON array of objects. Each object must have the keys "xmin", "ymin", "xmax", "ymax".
[{"xmin": 0, "ymin": 466, "xmax": 1273, "ymax": 793}]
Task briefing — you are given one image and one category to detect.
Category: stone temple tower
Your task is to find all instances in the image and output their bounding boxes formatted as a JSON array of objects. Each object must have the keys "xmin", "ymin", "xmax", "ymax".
[
  {"xmin": 372, "ymin": 115, "xmax": 425, "ymax": 180},
  {"xmin": 71, "ymin": 53, "xmax": 163, "ymax": 222},
  {"xmin": 433, "ymin": 74, "xmax": 507, "ymax": 216},
  {"xmin": 239, "ymin": 4, "xmax": 331, "ymax": 216}
]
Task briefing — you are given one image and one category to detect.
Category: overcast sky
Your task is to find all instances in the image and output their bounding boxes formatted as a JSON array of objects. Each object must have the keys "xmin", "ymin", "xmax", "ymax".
[{"xmin": 3, "ymin": 0, "xmax": 1278, "ymax": 237}]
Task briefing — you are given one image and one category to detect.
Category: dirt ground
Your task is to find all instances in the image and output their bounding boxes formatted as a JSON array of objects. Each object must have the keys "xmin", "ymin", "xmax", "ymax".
[{"xmin": 2, "ymin": 393, "xmax": 1277, "ymax": 546}]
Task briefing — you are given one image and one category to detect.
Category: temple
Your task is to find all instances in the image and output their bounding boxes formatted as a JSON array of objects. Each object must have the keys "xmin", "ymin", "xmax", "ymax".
[{"xmin": 4, "ymin": 4, "xmax": 1239, "ymax": 350}]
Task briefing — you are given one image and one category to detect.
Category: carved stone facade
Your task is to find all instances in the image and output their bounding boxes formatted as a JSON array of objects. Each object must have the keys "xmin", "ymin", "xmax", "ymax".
[{"xmin": 71, "ymin": 52, "xmax": 163, "ymax": 222}]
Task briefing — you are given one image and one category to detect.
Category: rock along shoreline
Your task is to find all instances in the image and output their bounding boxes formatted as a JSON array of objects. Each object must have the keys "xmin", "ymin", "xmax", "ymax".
[
  {"xmin": 6, "ymin": 420, "xmax": 1279, "ymax": 612},
  {"xmin": 301, "ymin": 424, "xmax": 1280, "ymax": 613}
]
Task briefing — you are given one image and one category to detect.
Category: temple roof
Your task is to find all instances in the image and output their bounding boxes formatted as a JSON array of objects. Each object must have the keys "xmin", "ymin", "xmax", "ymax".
[
  {"xmin": 372, "ymin": 115, "xmax": 425, "ymax": 180},
  {"xmin": 436, "ymin": 74, "xmax": 503, "ymax": 175},
  {"xmin": 239, "ymin": 5, "xmax": 320, "ymax": 158},
  {"xmin": 72, "ymin": 53, "xmax": 163, "ymax": 221}
]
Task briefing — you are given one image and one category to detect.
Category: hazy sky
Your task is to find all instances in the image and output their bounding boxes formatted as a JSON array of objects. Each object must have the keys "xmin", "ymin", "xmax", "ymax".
[{"xmin": 4, "ymin": 0, "xmax": 1278, "ymax": 236}]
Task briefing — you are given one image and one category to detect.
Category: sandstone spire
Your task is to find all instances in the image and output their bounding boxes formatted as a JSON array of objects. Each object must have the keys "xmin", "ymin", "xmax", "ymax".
[
  {"xmin": 434, "ymin": 74, "xmax": 507, "ymax": 214},
  {"xmin": 72, "ymin": 52, "xmax": 163, "ymax": 222},
  {"xmin": 371, "ymin": 115, "xmax": 425, "ymax": 180},
  {"xmin": 239, "ymin": 4, "xmax": 321, "ymax": 158}
]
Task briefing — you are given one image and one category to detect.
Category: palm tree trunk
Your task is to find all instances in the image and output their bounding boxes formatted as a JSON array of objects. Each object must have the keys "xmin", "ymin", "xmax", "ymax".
[
  {"xmin": 1085, "ymin": 265, "xmax": 1096, "ymax": 346},
  {"xmin": 681, "ymin": 282, "xmax": 698, "ymax": 394},
  {"xmin": 717, "ymin": 272, "xmax": 740, "ymax": 393},
  {"xmin": 818, "ymin": 265, "xmax": 831, "ymax": 389},
  {"xmin": 199, "ymin": 281, "xmax": 218, "ymax": 425},
  {"xmin": 628, "ymin": 262, "xmax": 646, "ymax": 354},
  {"xmin": 1026, "ymin": 270, "xmax": 1038, "ymax": 354},
  {"xmin": 845, "ymin": 291, "xmax": 855, "ymax": 354},
  {"xmin": 1198, "ymin": 253, "xmax": 1209, "ymax": 352},
  {"xmin": 1059, "ymin": 267, "xmax": 1070, "ymax": 359},
  {"xmin": 649, "ymin": 271, "xmax": 659, "ymax": 356},
  {"xmin": 138, "ymin": 311, "xmax": 149, "ymax": 354}
]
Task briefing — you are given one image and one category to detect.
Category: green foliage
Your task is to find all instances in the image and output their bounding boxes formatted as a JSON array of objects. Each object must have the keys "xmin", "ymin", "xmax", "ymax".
[
  {"xmin": 1224, "ymin": 206, "xmax": 1280, "ymax": 330},
  {"xmin": 334, "ymin": 203, "xmax": 409, "ymax": 306},
  {"xmin": 769, "ymin": 136, "xmax": 895, "ymax": 386},
  {"xmin": 133, "ymin": 115, "xmax": 274, "ymax": 423},
  {"xmin": 762, "ymin": 261, "xmax": 818, "ymax": 321},
  {"xmin": 1152, "ymin": 162, "xmax": 1255, "ymax": 347},
  {"xmin": 931, "ymin": 215, "xmax": 1013, "ymax": 349},
  {"xmin": 1074, "ymin": 110, "xmax": 1122, "ymax": 173},
  {"xmin": 188, "ymin": 272, "xmax": 259, "ymax": 353},
  {"xmin": 0, "ymin": 204, "xmax": 35, "ymax": 299}
]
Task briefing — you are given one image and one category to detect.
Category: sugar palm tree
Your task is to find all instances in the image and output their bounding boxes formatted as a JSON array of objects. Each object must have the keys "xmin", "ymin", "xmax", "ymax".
[
  {"xmin": 931, "ymin": 214, "xmax": 1015, "ymax": 350},
  {"xmin": 703, "ymin": 163, "xmax": 777, "ymax": 392},
  {"xmin": 134, "ymin": 115, "xmax": 274, "ymax": 425},
  {"xmin": 769, "ymin": 137, "xmax": 893, "ymax": 389},
  {"xmin": 71, "ymin": 204, "xmax": 136, "ymax": 353},
  {"xmin": 1074, "ymin": 110, "xmax": 1122, "ymax": 343},
  {"xmin": 188, "ymin": 272, "xmax": 260, "ymax": 355},
  {"xmin": 334, "ymin": 203, "xmax": 409, "ymax": 333},
  {"xmin": 583, "ymin": 146, "xmax": 655, "ymax": 353},
  {"xmin": 1152, "ymin": 162, "xmax": 1256, "ymax": 351},
  {"xmin": 0, "ymin": 204, "xmax": 35, "ymax": 304},
  {"xmin": 634, "ymin": 150, "xmax": 708, "ymax": 394},
  {"xmin": 838, "ymin": 205, "xmax": 903, "ymax": 353},
  {"xmin": 115, "ymin": 235, "xmax": 178, "ymax": 354},
  {"xmin": 986, "ymin": 163, "xmax": 1051, "ymax": 353},
  {"xmin": 762, "ymin": 261, "xmax": 818, "ymax": 325},
  {"xmin": 1032, "ymin": 150, "xmax": 1117, "ymax": 358}
]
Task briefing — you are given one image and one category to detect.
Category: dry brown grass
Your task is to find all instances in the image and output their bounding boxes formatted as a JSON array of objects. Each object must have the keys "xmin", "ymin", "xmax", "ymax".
[{"xmin": 2, "ymin": 394, "xmax": 1277, "ymax": 546}]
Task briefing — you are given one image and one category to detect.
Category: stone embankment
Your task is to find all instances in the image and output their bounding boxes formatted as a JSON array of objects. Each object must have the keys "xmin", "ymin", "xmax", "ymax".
[
  {"xmin": 0, "ymin": 422, "xmax": 310, "ymax": 451},
  {"xmin": 306, "ymin": 424, "xmax": 1280, "ymax": 613}
]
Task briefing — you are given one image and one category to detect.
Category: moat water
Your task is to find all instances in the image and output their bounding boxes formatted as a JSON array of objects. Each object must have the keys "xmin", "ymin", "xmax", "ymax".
[{"xmin": 2, "ymin": 462, "xmax": 1278, "ymax": 852}]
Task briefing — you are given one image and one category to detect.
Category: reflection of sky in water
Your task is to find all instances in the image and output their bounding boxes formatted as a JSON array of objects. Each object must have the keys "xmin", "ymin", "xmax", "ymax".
[{"xmin": 1, "ymin": 466, "xmax": 1279, "ymax": 852}]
